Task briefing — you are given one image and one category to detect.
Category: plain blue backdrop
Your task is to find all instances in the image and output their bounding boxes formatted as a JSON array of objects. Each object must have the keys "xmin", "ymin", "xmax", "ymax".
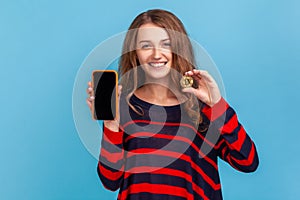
[{"xmin": 1, "ymin": 0, "xmax": 299, "ymax": 199}]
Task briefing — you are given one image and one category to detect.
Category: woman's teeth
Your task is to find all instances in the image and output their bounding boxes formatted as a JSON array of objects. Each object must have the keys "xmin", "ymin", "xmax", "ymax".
[{"xmin": 149, "ymin": 62, "xmax": 166, "ymax": 67}]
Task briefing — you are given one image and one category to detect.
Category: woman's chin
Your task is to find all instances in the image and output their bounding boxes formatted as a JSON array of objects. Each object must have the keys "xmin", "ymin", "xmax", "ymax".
[{"xmin": 144, "ymin": 68, "xmax": 171, "ymax": 81}]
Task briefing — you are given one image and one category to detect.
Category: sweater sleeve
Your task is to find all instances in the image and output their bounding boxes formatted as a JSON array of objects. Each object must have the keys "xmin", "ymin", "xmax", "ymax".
[
  {"xmin": 97, "ymin": 125, "xmax": 125, "ymax": 191},
  {"xmin": 201, "ymin": 97, "xmax": 259, "ymax": 173}
]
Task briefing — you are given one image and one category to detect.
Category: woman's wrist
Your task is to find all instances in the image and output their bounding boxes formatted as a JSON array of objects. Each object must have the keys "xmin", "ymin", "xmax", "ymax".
[
  {"xmin": 207, "ymin": 95, "xmax": 222, "ymax": 107},
  {"xmin": 104, "ymin": 120, "xmax": 120, "ymax": 132}
]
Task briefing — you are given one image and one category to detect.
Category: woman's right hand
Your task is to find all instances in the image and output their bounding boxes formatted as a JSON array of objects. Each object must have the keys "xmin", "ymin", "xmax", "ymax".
[
  {"xmin": 86, "ymin": 81, "xmax": 94, "ymax": 112},
  {"xmin": 86, "ymin": 81, "xmax": 122, "ymax": 132}
]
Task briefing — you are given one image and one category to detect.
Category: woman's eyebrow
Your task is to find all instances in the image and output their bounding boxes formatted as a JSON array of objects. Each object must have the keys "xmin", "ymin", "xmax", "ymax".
[
  {"xmin": 138, "ymin": 40, "xmax": 151, "ymax": 43},
  {"xmin": 138, "ymin": 38, "xmax": 170, "ymax": 43}
]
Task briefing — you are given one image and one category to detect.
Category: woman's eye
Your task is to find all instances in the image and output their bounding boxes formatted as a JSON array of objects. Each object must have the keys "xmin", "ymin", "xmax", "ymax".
[
  {"xmin": 141, "ymin": 44, "xmax": 152, "ymax": 49},
  {"xmin": 162, "ymin": 42, "xmax": 171, "ymax": 48}
]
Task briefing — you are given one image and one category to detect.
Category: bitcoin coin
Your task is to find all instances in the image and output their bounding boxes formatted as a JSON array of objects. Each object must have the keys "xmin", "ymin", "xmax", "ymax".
[{"xmin": 180, "ymin": 75, "xmax": 193, "ymax": 88}]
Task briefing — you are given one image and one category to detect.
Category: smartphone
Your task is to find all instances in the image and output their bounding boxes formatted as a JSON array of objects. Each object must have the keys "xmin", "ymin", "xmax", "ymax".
[{"xmin": 92, "ymin": 70, "xmax": 118, "ymax": 120}]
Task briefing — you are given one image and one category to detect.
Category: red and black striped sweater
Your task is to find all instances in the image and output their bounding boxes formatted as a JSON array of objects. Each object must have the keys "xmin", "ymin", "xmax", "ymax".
[{"xmin": 97, "ymin": 94, "xmax": 259, "ymax": 200}]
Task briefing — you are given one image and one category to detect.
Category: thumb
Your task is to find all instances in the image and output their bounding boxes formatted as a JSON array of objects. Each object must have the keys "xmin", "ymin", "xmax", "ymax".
[
  {"xmin": 182, "ymin": 87, "xmax": 197, "ymax": 96},
  {"xmin": 117, "ymin": 85, "xmax": 122, "ymax": 99}
]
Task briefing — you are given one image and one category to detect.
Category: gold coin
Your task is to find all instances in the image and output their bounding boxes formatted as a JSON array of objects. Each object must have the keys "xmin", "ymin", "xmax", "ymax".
[{"xmin": 180, "ymin": 75, "xmax": 193, "ymax": 88}]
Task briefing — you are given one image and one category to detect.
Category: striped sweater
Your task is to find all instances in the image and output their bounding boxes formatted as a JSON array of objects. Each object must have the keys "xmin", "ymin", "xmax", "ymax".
[{"xmin": 97, "ymin": 94, "xmax": 259, "ymax": 200}]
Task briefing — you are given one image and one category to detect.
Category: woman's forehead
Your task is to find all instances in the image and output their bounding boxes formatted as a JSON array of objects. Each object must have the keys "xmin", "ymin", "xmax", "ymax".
[{"xmin": 136, "ymin": 23, "xmax": 170, "ymax": 42}]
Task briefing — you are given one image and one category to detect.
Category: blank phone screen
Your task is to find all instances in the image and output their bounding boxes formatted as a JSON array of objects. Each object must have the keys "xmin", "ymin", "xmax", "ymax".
[{"xmin": 93, "ymin": 71, "xmax": 117, "ymax": 120}]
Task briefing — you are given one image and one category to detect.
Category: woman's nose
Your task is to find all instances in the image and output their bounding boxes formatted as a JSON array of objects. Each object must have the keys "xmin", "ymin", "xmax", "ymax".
[{"xmin": 152, "ymin": 47, "xmax": 162, "ymax": 59}]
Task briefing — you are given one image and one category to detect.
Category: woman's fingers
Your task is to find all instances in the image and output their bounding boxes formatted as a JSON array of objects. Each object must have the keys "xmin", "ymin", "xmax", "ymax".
[
  {"xmin": 185, "ymin": 70, "xmax": 213, "ymax": 82},
  {"xmin": 183, "ymin": 69, "xmax": 221, "ymax": 107},
  {"xmin": 185, "ymin": 70, "xmax": 218, "ymax": 88},
  {"xmin": 86, "ymin": 98, "xmax": 92, "ymax": 107},
  {"xmin": 118, "ymin": 85, "xmax": 122, "ymax": 97},
  {"xmin": 86, "ymin": 81, "xmax": 93, "ymax": 94},
  {"xmin": 86, "ymin": 81, "xmax": 95, "ymax": 110},
  {"xmin": 197, "ymin": 70, "xmax": 215, "ymax": 84},
  {"xmin": 86, "ymin": 87, "xmax": 93, "ymax": 95},
  {"xmin": 181, "ymin": 86, "xmax": 197, "ymax": 96}
]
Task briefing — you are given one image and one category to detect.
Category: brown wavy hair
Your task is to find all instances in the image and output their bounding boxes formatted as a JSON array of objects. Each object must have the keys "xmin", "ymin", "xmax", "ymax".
[{"xmin": 119, "ymin": 9, "xmax": 205, "ymax": 129}]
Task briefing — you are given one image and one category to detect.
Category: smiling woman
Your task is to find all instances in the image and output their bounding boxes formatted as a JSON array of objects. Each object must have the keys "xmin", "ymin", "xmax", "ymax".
[
  {"xmin": 86, "ymin": 9, "xmax": 259, "ymax": 200},
  {"xmin": 136, "ymin": 23, "xmax": 173, "ymax": 81}
]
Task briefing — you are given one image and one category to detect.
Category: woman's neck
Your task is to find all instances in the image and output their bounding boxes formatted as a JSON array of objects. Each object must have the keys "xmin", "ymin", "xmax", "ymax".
[{"xmin": 134, "ymin": 83, "xmax": 184, "ymax": 106}]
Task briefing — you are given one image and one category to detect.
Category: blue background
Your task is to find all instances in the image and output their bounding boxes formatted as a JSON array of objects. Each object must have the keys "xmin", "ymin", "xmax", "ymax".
[{"xmin": 1, "ymin": 0, "xmax": 299, "ymax": 199}]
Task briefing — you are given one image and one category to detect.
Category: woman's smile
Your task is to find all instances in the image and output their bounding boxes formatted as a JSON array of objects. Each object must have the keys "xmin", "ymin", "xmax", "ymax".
[{"xmin": 148, "ymin": 61, "xmax": 167, "ymax": 67}]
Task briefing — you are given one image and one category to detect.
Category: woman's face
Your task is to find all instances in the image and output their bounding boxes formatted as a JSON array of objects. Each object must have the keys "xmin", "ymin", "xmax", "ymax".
[{"xmin": 136, "ymin": 23, "xmax": 173, "ymax": 80}]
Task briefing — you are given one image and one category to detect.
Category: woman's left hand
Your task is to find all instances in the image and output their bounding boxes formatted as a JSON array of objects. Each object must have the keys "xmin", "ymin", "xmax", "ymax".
[{"xmin": 182, "ymin": 69, "xmax": 222, "ymax": 107}]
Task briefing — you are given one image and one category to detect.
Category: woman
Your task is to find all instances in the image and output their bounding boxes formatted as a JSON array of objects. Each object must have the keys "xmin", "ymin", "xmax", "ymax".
[{"xmin": 87, "ymin": 9, "xmax": 258, "ymax": 200}]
